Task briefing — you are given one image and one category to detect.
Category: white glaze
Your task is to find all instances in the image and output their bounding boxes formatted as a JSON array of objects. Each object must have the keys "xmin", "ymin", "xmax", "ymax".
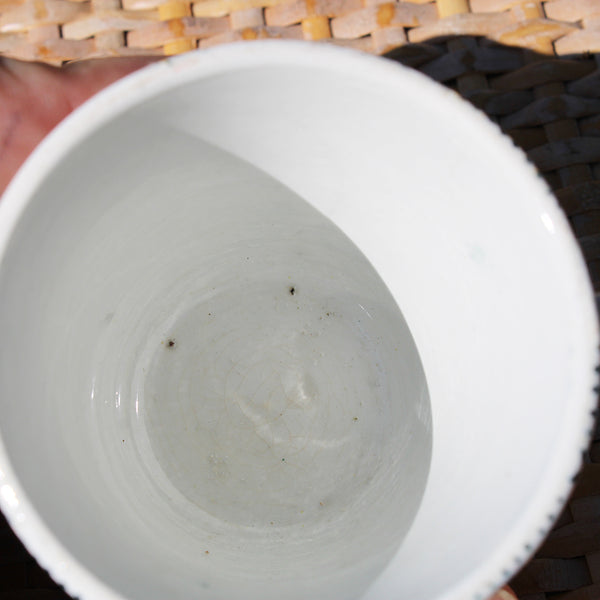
[
  {"xmin": 0, "ymin": 123, "xmax": 431, "ymax": 600},
  {"xmin": 0, "ymin": 42, "xmax": 597, "ymax": 600}
]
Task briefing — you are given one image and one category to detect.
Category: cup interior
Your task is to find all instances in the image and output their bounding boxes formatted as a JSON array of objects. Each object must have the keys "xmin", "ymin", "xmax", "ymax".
[
  {"xmin": 0, "ymin": 44, "xmax": 596, "ymax": 600},
  {"xmin": 0, "ymin": 76, "xmax": 432, "ymax": 600}
]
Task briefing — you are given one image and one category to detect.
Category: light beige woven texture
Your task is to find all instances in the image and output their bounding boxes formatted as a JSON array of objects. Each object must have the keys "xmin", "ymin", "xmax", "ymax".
[{"xmin": 0, "ymin": 0, "xmax": 597, "ymax": 64}]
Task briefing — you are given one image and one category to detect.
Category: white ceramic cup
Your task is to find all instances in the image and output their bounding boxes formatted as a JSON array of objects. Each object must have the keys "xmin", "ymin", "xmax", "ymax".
[{"xmin": 0, "ymin": 41, "xmax": 597, "ymax": 600}]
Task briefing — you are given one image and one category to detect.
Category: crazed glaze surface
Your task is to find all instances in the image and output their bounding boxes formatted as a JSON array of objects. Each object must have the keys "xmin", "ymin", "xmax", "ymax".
[
  {"xmin": 0, "ymin": 42, "xmax": 597, "ymax": 600},
  {"xmin": 0, "ymin": 122, "xmax": 431, "ymax": 600}
]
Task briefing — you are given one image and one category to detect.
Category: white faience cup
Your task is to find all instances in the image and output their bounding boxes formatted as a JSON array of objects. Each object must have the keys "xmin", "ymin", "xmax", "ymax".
[{"xmin": 0, "ymin": 41, "xmax": 597, "ymax": 600}]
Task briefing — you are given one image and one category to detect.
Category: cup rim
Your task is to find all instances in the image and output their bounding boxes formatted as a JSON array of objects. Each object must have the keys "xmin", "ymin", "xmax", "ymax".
[{"xmin": 0, "ymin": 40, "xmax": 598, "ymax": 600}]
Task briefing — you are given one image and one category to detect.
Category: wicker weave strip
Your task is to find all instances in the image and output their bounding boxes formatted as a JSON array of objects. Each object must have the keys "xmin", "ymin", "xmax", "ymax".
[{"xmin": 0, "ymin": 0, "xmax": 597, "ymax": 62}]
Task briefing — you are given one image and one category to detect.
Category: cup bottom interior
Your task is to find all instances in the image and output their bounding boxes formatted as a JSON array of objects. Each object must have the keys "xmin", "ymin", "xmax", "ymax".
[{"xmin": 0, "ymin": 115, "xmax": 432, "ymax": 600}]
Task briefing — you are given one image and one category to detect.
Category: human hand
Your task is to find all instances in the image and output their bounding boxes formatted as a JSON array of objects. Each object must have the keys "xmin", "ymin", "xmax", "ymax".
[
  {"xmin": 0, "ymin": 56, "xmax": 157, "ymax": 195},
  {"xmin": 491, "ymin": 586, "xmax": 518, "ymax": 600}
]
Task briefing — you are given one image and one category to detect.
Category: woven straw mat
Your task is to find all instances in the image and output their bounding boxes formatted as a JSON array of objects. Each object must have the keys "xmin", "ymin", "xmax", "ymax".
[{"xmin": 1, "ymin": 0, "xmax": 600, "ymax": 599}]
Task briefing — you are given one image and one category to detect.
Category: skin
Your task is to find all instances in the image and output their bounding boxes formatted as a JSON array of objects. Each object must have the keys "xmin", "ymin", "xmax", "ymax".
[
  {"xmin": 0, "ymin": 57, "xmax": 520, "ymax": 600},
  {"xmin": 0, "ymin": 57, "xmax": 158, "ymax": 194}
]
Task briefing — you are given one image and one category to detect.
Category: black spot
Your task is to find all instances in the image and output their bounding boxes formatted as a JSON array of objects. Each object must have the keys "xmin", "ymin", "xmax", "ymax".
[
  {"xmin": 289, "ymin": 286, "xmax": 295, "ymax": 296},
  {"xmin": 167, "ymin": 339, "xmax": 176, "ymax": 348}
]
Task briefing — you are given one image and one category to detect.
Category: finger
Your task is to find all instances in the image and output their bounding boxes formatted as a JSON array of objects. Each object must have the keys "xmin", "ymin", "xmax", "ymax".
[
  {"xmin": 62, "ymin": 57, "xmax": 161, "ymax": 108},
  {"xmin": 490, "ymin": 586, "xmax": 518, "ymax": 600}
]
